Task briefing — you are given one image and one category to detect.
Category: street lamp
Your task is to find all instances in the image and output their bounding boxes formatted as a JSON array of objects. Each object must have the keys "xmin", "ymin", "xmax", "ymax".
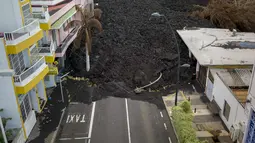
[{"xmin": 150, "ymin": 12, "xmax": 181, "ymax": 106}]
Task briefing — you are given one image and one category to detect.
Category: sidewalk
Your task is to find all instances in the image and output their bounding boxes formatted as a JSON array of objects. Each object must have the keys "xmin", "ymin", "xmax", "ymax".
[
  {"xmin": 162, "ymin": 84, "xmax": 231, "ymax": 142},
  {"xmin": 27, "ymin": 84, "xmax": 68, "ymax": 143}
]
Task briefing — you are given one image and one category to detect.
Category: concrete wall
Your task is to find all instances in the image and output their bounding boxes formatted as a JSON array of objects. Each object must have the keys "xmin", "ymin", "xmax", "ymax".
[
  {"xmin": 213, "ymin": 74, "xmax": 248, "ymax": 130},
  {"xmin": 0, "ymin": 0, "xmax": 23, "ymax": 32},
  {"xmin": 0, "ymin": 40, "xmax": 10, "ymax": 70},
  {"xmin": 0, "ymin": 76, "xmax": 22, "ymax": 129}
]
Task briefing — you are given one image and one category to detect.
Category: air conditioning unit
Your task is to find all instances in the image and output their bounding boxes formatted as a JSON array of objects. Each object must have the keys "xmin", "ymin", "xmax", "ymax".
[{"xmin": 230, "ymin": 123, "xmax": 241, "ymax": 141}]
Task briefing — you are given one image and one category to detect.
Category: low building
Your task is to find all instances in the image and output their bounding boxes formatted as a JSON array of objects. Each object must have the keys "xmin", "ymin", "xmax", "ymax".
[{"xmin": 177, "ymin": 28, "xmax": 255, "ymax": 92}]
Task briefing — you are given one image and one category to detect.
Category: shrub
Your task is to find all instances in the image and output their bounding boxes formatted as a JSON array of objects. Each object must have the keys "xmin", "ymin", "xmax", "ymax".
[{"xmin": 172, "ymin": 101, "xmax": 204, "ymax": 143}]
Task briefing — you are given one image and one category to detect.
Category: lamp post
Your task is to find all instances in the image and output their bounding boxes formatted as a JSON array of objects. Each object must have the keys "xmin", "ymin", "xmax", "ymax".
[{"xmin": 150, "ymin": 12, "xmax": 188, "ymax": 106}]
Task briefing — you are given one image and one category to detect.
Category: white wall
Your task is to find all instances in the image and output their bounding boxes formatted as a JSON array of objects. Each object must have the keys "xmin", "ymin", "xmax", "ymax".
[
  {"xmin": 213, "ymin": 74, "xmax": 248, "ymax": 130},
  {"xmin": 0, "ymin": 76, "xmax": 22, "ymax": 129},
  {"xmin": 0, "ymin": 40, "xmax": 9, "ymax": 70},
  {"xmin": 0, "ymin": 0, "xmax": 23, "ymax": 32}
]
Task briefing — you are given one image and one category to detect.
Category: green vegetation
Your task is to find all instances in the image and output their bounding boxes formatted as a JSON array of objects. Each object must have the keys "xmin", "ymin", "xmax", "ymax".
[{"xmin": 172, "ymin": 101, "xmax": 207, "ymax": 143}]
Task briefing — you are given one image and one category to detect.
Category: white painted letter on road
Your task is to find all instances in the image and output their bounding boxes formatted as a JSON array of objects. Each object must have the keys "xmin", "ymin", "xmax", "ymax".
[{"xmin": 66, "ymin": 114, "xmax": 86, "ymax": 123}]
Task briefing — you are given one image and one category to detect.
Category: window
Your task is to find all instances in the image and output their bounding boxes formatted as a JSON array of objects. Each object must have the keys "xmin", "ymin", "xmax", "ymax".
[
  {"xmin": 9, "ymin": 52, "xmax": 26, "ymax": 75},
  {"xmin": 223, "ymin": 100, "xmax": 231, "ymax": 121},
  {"xmin": 22, "ymin": 3, "xmax": 33, "ymax": 25},
  {"xmin": 30, "ymin": 45, "xmax": 40, "ymax": 64},
  {"xmin": 18, "ymin": 94, "xmax": 32, "ymax": 122}
]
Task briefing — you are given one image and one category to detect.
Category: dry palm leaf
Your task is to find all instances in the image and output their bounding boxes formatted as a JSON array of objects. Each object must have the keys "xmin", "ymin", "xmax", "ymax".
[{"xmin": 94, "ymin": 8, "xmax": 103, "ymax": 20}]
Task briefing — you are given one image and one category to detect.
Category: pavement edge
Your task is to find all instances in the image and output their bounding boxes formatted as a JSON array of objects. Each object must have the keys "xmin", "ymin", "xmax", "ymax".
[{"xmin": 162, "ymin": 94, "xmax": 180, "ymax": 143}]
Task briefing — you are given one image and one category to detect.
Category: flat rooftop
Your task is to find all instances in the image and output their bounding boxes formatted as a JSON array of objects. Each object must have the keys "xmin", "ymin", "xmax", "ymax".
[{"xmin": 177, "ymin": 28, "xmax": 255, "ymax": 66}]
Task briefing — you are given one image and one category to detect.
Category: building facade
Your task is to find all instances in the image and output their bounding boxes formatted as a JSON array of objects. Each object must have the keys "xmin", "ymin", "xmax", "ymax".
[{"xmin": 0, "ymin": 0, "xmax": 94, "ymax": 142}]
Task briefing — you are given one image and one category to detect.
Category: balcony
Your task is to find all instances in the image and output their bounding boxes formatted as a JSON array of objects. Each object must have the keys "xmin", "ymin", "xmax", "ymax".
[
  {"xmin": 48, "ymin": 66, "xmax": 58, "ymax": 75},
  {"xmin": 32, "ymin": 6, "xmax": 51, "ymax": 30},
  {"xmin": 38, "ymin": 41, "xmax": 56, "ymax": 63},
  {"xmin": 55, "ymin": 26, "xmax": 79, "ymax": 57},
  {"xmin": 14, "ymin": 57, "xmax": 49, "ymax": 94},
  {"xmin": 31, "ymin": 0, "xmax": 65, "ymax": 6},
  {"xmin": 4, "ymin": 20, "xmax": 43, "ymax": 54}
]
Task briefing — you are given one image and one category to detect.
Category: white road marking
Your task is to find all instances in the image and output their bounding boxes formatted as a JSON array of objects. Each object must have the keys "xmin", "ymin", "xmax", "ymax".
[
  {"xmin": 164, "ymin": 123, "xmax": 167, "ymax": 130},
  {"xmin": 125, "ymin": 98, "xmax": 132, "ymax": 143},
  {"xmin": 88, "ymin": 102, "xmax": 96, "ymax": 143},
  {"xmin": 88, "ymin": 102, "xmax": 96, "ymax": 137},
  {"xmin": 192, "ymin": 85, "xmax": 197, "ymax": 92},
  {"xmin": 74, "ymin": 137, "xmax": 90, "ymax": 140},
  {"xmin": 160, "ymin": 112, "xmax": 163, "ymax": 118},
  {"xmin": 59, "ymin": 138, "xmax": 72, "ymax": 140},
  {"xmin": 168, "ymin": 137, "xmax": 172, "ymax": 143}
]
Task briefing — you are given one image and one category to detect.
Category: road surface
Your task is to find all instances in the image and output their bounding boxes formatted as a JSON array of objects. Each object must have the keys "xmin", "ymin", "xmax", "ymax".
[{"xmin": 56, "ymin": 96, "xmax": 177, "ymax": 143}]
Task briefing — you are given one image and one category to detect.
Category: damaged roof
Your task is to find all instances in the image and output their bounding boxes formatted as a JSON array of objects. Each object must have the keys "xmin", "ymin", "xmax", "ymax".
[{"xmin": 177, "ymin": 28, "xmax": 255, "ymax": 66}]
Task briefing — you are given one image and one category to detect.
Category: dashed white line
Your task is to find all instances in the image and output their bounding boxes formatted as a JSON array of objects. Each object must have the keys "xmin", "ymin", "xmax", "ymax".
[
  {"xmin": 164, "ymin": 123, "xmax": 167, "ymax": 130},
  {"xmin": 168, "ymin": 137, "xmax": 172, "ymax": 143},
  {"xmin": 160, "ymin": 111, "xmax": 163, "ymax": 118},
  {"xmin": 125, "ymin": 98, "xmax": 132, "ymax": 143},
  {"xmin": 74, "ymin": 137, "xmax": 90, "ymax": 140},
  {"xmin": 192, "ymin": 84, "xmax": 197, "ymax": 92},
  {"xmin": 59, "ymin": 138, "xmax": 72, "ymax": 140}
]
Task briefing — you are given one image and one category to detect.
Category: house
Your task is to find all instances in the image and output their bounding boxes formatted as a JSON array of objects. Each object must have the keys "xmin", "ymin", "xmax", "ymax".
[
  {"xmin": 31, "ymin": 0, "xmax": 94, "ymax": 86},
  {"xmin": 177, "ymin": 28, "xmax": 255, "ymax": 98},
  {"xmin": 0, "ymin": 0, "xmax": 95, "ymax": 142},
  {"xmin": 177, "ymin": 28, "xmax": 255, "ymax": 142}
]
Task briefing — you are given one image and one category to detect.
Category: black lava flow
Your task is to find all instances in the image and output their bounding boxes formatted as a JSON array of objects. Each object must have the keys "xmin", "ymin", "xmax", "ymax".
[{"xmin": 65, "ymin": 0, "xmax": 215, "ymax": 107}]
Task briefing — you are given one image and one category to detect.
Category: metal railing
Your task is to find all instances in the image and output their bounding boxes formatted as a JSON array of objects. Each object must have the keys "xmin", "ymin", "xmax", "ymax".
[
  {"xmin": 4, "ymin": 20, "xmax": 39, "ymax": 42},
  {"xmin": 13, "ymin": 57, "xmax": 45, "ymax": 82}
]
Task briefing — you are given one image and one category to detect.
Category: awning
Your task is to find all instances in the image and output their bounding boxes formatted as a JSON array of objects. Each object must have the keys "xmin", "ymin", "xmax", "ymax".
[{"xmin": 51, "ymin": 6, "xmax": 77, "ymax": 29}]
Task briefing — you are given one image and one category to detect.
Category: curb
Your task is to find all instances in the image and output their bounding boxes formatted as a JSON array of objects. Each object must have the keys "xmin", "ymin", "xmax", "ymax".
[
  {"xmin": 50, "ymin": 107, "xmax": 66, "ymax": 143},
  {"xmin": 162, "ymin": 96, "xmax": 180, "ymax": 143}
]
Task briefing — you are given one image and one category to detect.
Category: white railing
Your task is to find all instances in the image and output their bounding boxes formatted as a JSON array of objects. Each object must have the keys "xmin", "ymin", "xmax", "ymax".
[
  {"xmin": 4, "ymin": 20, "xmax": 40, "ymax": 43},
  {"xmin": 13, "ymin": 57, "xmax": 45, "ymax": 82},
  {"xmin": 31, "ymin": 0, "xmax": 65, "ymax": 6},
  {"xmin": 32, "ymin": 6, "xmax": 50, "ymax": 22},
  {"xmin": 39, "ymin": 41, "xmax": 56, "ymax": 54}
]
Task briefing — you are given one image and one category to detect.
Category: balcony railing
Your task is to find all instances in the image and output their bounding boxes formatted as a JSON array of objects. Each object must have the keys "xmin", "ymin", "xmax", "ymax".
[
  {"xmin": 32, "ymin": 6, "xmax": 50, "ymax": 22},
  {"xmin": 13, "ymin": 57, "xmax": 46, "ymax": 83},
  {"xmin": 4, "ymin": 20, "xmax": 40, "ymax": 45},
  {"xmin": 39, "ymin": 41, "xmax": 56, "ymax": 55},
  {"xmin": 31, "ymin": 0, "xmax": 65, "ymax": 6}
]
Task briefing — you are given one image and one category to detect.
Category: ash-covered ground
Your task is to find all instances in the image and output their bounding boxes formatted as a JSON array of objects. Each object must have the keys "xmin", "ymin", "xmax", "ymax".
[{"xmin": 66, "ymin": 0, "xmax": 214, "ymax": 93}]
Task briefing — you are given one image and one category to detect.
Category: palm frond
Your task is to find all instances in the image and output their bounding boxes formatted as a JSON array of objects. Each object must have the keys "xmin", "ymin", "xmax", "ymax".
[
  {"xmin": 87, "ymin": 18, "xmax": 103, "ymax": 32},
  {"xmin": 94, "ymin": 8, "xmax": 103, "ymax": 20},
  {"xmin": 64, "ymin": 20, "xmax": 82, "ymax": 31}
]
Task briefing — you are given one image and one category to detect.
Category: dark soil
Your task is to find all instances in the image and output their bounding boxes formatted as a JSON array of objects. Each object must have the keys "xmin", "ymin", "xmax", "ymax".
[{"xmin": 66, "ymin": 0, "xmax": 215, "ymax": 93}]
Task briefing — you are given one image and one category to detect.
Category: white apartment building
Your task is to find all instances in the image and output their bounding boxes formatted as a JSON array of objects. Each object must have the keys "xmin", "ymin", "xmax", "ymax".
[
  {"xmin": 0, "ymin": 0, "xmax": 49, "ymax": 142},
  {"xmin": 0, "ymin": 0, "xmax": 95, "ymax": 142}
]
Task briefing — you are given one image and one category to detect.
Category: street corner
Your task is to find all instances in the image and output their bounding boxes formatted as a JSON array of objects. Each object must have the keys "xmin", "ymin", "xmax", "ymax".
[{"xmin": 57, "ymin": 102, "xmax": 95, "ymax": 142}]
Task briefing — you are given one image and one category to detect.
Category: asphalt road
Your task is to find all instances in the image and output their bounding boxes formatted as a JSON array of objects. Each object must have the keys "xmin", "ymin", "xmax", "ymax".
[
  {"xmin": 90, "ymin": 97, "xmax": 177, "ymax": 143},
  {"xmin": 56, "ymin": 96, "xmax": 177, "ymax": 143}
]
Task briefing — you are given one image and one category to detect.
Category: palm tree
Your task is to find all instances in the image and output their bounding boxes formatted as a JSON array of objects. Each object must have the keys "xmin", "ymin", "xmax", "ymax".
[{"xmin": 64, "ymin": 5, "xmax": 103, "ymax": 71}]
